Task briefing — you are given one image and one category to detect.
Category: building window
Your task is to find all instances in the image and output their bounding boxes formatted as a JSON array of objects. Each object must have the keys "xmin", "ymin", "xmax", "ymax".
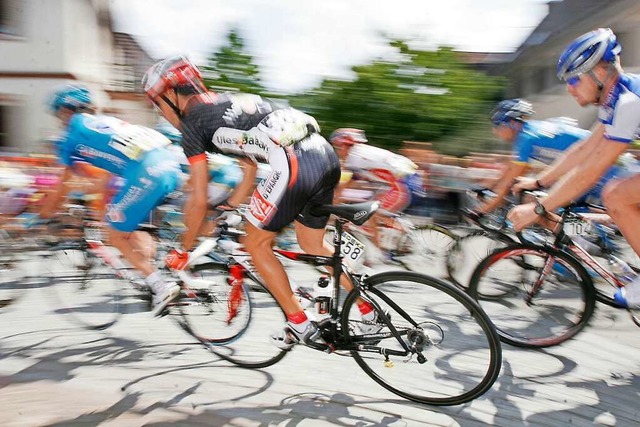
[{"xmin": 0, "ymin": 0, "xmax": 23, "ymax": 37}]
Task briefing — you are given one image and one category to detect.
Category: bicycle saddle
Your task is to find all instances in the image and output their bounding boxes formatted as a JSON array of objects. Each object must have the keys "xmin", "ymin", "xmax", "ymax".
[{"xmin": 310, "ymin": 201, "xmax": 379, "ymax": 226}]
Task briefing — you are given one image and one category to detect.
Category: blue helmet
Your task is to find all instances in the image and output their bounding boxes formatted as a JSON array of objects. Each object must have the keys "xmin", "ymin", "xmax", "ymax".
[
  {"xmin": 155, "ymin": 122, "xmax": 182, "ymax": 143},
  {"xmin": 47, "ymin": 84, "xmax": 93, "ymax": 114},
  {"xmin": 557, "ymin": 28, "xmax": 621, "ymax": 82},
  {"xmin": 490, "ymin": 99, "xmax": 534, "ymax": 126}
]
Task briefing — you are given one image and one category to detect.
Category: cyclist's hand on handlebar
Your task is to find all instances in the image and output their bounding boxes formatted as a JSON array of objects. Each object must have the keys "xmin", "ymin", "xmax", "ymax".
[
  {"xmin": 507, "ymin": 203, "xmax": 539, "ymax": 232},
  {"xmin": 512, "ymin": 177, "xmax": 539, "ymax": 195},
  {"xmin": 165, "ymin": 248, "xmax": 190, "ymax": 270}
]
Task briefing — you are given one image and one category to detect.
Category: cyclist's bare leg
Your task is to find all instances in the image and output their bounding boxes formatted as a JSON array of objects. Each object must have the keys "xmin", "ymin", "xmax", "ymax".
[
  {"xmin": 602, "ymin": 176, "xmax": 640, "ymax": 255},
  {"xmin": 295, "ymin": 221, "xmax": 376, "ymax": 310},
  {"xmin": 108, "ymin": 228, "xmax": 156, "ymax": 276},
  {"xmin": 244, "ymin": 222, "xmax": 302, "ymax": 316},
  {"xmin": 295, "ymin": 221, "xmax": 354, "ymax": 290}
]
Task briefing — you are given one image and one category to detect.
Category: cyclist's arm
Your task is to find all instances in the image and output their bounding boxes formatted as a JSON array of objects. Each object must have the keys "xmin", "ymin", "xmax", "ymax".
[
  {"xmin": 534, "ymin": 124, "xmax": 604, "ymax": 187},
  {"xmin": 538, "ymin": 134, "xmax": 628, "ymax": 211},
  {"xmin": 182, "ymin": 157, "xmax": 209, "ymax": 251},
  {"xmin": 227, "ymin": 157, "xmax": 257, "ymax": 207},
  {"xmin": 39, "ymin": 166, "xmax": 73, "ymax": 219},
  {"xmin": 477, "ymin": 161, "xmax": 528, "ymax": 213}
]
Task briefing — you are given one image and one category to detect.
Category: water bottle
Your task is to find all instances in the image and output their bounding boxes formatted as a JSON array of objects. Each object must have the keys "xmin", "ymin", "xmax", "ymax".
[
  {"xmin": 572, "ymin": 235, "xmax": 603, "ymax": 256},
  {"xmin": 314, "ymin": 275, "xmax": 333, "ymax": 316},
  {"xmin": 608, "ymin": 255, "xmax": 636, "ymax": 284}
]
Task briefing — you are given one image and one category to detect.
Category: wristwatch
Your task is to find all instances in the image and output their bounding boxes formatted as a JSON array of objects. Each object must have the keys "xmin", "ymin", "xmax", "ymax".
[{"xmin": 534, "ymin": 200, "xmax": 547, "ymax": 216}]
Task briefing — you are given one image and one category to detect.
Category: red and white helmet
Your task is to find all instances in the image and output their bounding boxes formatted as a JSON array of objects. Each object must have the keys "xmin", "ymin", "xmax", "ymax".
[
  {"xmin": 142, "ymin": 55, "xmax": 206, "ymax": 99},
  {"xmin": 329, "ymin": 128, "xmax": 367, "ymax": 147}
]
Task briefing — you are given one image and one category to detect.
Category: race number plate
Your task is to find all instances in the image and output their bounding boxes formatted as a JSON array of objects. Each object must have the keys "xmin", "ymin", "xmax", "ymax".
[
  {"xmin": 563, "ymin": 218, "xmax": 591, "ymax": 236},
  {"xmin": 340, "ymin": 231, "xmax": 366, "ymax": 263}
]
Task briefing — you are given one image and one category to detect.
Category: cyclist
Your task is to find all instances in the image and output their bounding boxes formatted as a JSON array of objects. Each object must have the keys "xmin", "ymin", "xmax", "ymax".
[
  {"xmin": 508, "ymin": 28, "xmax": 640, "ymax": 308},
  {"xmin": 142, "ymin": 56, "xmax": 381, "ymax": 348},
  {"xmin": 330, "ymin": 128, "xmax": 419, "ymax": 262},
  {"xmin": 39, "ymin": 84, "xmax": 182, "ymax": 315},
  {"xmin": 476, "ymin": 99, "xmax": 631, "ymax": 215}
]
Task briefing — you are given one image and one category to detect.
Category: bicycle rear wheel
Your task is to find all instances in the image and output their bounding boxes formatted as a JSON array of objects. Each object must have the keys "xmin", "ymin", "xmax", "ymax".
[
  {"xmin": 342, "ymin": 271, "xmax": 502, "ymax": 406},
  {"xmin": 189, "ymin": 262, "xmax": 289, "ymax": 369},
  {"xmin": 398, "ymin": 224, "xmax": 458, "ymax": 277},
  {"xmin": 177, "ymin": 262, "xmax": 252, "ymax": 345},
  {"xmin": 467, "ymin": 245, "xmax": 596, "ymax": 348}
]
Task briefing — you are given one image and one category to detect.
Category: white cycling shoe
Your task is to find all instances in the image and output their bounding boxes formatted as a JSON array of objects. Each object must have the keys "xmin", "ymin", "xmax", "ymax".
[
  {"xmin": 271, "ymin": 321, "xmax": 322, "ymax": 350},
  {"xmin": 151, "ymin": 282, "xmax": 181, "ymax": 316}
]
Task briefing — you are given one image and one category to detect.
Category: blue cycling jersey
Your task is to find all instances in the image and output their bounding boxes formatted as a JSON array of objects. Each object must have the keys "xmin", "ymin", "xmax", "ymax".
[
  {"xmin": 513, "ymin": 120, "xmax": 590, "ymax": 165},
  {"xmin": 598, "ymin": 73, "xmax": 640, "ymax": 143},
  {"xmin": 58, "ymin": 113, "xmax": 171, "ymax": 176}
]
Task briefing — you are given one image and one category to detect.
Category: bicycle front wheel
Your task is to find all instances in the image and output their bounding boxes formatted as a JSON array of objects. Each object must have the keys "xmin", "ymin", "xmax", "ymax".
[
  {"xmin": 342, "ymin": 271, "xmax": 502, "ymax": 406},
  {"xmin": 177, "ymin": 262, "xmax": 252, "ymax": 345},
  {"xmin": 188, "ymin": 262, "xmax": 289, "ymax": 369},
  {"xmin": 467, "ymin": 245, "xmax": 596, "ymax": 348}
]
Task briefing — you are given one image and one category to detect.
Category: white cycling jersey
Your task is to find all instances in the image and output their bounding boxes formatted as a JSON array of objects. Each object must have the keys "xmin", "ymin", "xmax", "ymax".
[{"xmin": 344, "ymin": 144, "xmax": 417, "ymax": 179}]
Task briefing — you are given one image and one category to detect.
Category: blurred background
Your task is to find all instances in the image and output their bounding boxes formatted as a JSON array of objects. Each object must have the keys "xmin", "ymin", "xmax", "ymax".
[{"xmin": 1, "ymin": 0, "xmax": 640, "ymax": 222}]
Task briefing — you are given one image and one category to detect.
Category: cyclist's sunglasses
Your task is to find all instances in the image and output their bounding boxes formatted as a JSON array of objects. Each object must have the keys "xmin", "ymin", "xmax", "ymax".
[{"xmin": 565, "ymin": 76, "xmax": 581, "ymax": 86}]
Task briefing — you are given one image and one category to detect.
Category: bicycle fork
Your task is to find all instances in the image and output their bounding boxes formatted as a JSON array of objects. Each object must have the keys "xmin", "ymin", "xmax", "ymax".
[
  {"xmin": 525, "ymin": 256, "xmax": 557, "ymax": 305},
  {"xmin": 227, "ymin": 264, "xmax": 246, "ymax": 324}
]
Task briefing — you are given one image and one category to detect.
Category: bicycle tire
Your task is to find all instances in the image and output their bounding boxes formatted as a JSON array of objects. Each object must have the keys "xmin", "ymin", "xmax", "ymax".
[
  {"xmin": 398, "ymin": 224, "xmax": 458, "ymax": 277},
  {"xmin": 190, "ymin": 262, "xmax": 289, "ymax": 369},
  {"xmin": 0, "ymin": 250, "xmax": 40, "ymax": 310},
  {"xmin": 341, "ymin": 271, "xmax": 502, "ymax": 406},
  {"xmin": 446, "ymin": 230, "xmax": 515, "ymax": 289},
  {"xmin": 467, "ymin": 244, "xmax": 596, "ymax": 348},
  {"xmin": 47, "ymin": 248, "xmax": 125, "ymax": 330},
  {"xmin": 177, "ymin": 262, "xmax": 252, "ymax": 345}
]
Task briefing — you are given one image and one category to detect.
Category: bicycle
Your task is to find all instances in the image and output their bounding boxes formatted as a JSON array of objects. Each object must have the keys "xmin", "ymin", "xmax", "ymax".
[
  {"xmin": 467, "ymin": 199, "xmax": 640, "ymax": 348},
  {"xmin": 196, "ymin": 200, "xmax": 502, "ymax": 406},
  {"xmin": 19, "ymin": 197, "xmax": 255, "ymax": 342}
]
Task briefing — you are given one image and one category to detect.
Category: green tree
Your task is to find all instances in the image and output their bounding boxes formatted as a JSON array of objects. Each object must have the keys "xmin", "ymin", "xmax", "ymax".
[
  {"xmin": 291, "ymin": 40, "xmax": 505, "ymax": 155},
  {"xmin": 201, "ymin": 29, "xmax": 264, "ymax": 94}
]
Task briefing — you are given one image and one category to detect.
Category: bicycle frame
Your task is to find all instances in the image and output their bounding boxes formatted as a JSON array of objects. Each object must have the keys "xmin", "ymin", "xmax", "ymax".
[
  {"xmin": 523, "ymin": 203, "xmax": 631, "ymax": 309},
  {"xmin": 212, "ymin": 217, "xmax": 420, "ymax": 356}
]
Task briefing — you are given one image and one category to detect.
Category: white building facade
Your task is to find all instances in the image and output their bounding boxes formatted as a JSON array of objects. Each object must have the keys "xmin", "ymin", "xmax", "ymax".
[{"xmin": 0, "ymin": 0, "xmax": 154, "ymax": 153}]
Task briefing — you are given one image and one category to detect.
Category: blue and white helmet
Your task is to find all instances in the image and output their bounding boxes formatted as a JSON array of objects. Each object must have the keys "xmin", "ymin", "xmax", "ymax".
[
  {"xmin": 490, "ymin": 99, "xmax": 534, "ymax": 126},
  {"xmin": 47, "ymin": 84, "xmax": 93, "ymax": 114},
  {"xmin": 557, "ymin": 28, "xmax": 621, "ymax": 82}
]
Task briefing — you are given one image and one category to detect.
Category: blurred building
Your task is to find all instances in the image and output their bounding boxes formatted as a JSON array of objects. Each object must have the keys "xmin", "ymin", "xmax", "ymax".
[
  {"xmin": 0, "ymin": 0, "xmax": 155, "ymax": 153},
  {"xmin": 500, "ymin": 0, "xmax": 640, "ymax": 129}
]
